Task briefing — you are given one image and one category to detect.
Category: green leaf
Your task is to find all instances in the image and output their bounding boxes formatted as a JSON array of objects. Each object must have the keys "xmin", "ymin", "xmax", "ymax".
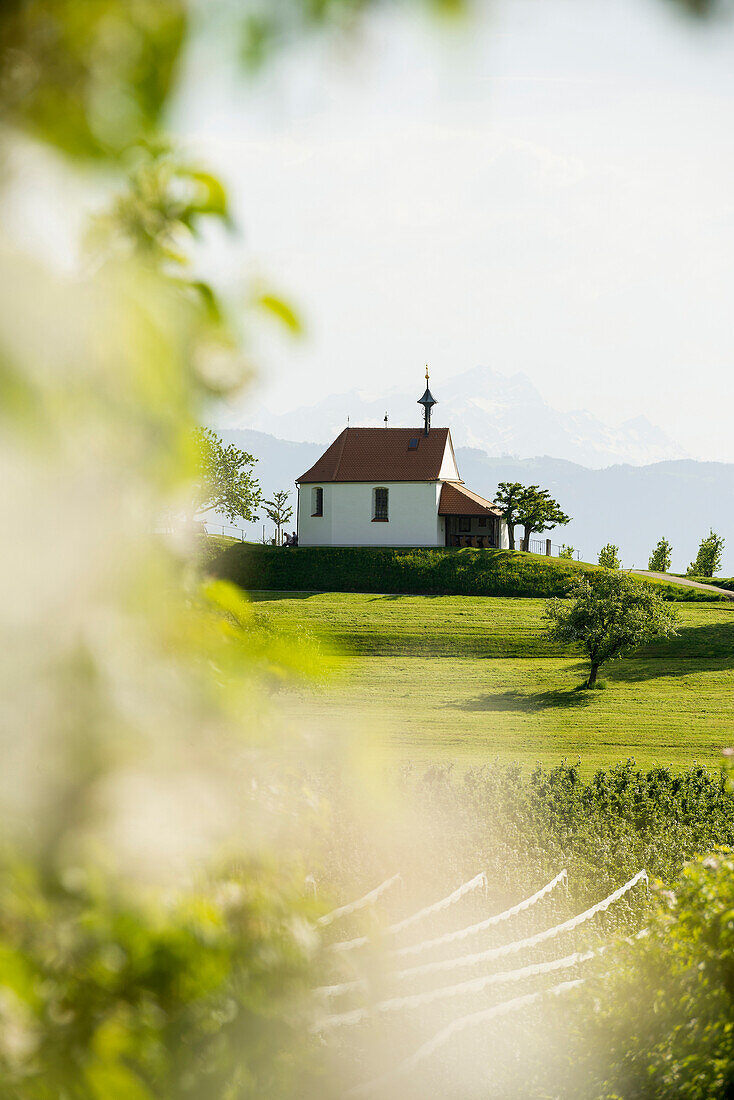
[
  {"xmin": 191, "ymin": 280, "xmax": 224, "ymax": 323},
  {"xmin": 255, "ymin": 293, "xmax": 303, "ymax": 335},
  {"xmin": 188, "ymin": 171, "xmax": 231, "ymax": 221}
]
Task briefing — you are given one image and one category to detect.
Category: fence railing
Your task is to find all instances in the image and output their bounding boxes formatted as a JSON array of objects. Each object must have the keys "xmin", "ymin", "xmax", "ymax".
[
  {"xmin": 204, "ymin": 523, "xmax": 247, "ymax": 541},
  {"xmin": 200, "ymin": 523, "xmax": 581, "ymax": 559},
  {"xmin": 524, "ymin": 537, "xmax": 580, "ymax": 561}
]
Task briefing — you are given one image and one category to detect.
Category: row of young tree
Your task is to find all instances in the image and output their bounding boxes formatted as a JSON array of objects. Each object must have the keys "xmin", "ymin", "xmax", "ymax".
[
  {"xmin": 493, "ymin": 478, "xmax": 726, "ymax": 577},
  {"xmin": 648, "ymin": 531, "xmax": 726, "ymax": 577},
  {"xmin": 593, "ymin": 532, "xmax": 726, "ymax": 577}
]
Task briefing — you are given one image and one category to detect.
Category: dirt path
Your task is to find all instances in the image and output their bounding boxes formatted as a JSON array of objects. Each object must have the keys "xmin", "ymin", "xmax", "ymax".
[{"xmin": 632, "ymin": 570, "xmax": 734, "ymax": 601}]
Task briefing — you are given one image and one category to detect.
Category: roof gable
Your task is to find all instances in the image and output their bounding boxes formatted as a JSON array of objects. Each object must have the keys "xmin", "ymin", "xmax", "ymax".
[{"xmin": 297, "ymin": 427, "xmax": 454, "ymax": 483}]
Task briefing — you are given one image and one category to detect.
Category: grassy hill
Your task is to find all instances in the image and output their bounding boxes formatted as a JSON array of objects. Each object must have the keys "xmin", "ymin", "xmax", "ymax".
[
  {"xmin": 250, "ymin": 590, "xmax": 734, "ymax": 774},
  {"xmin": 212, "ymin": 544, "xmax": 724, "ymax": 601}
]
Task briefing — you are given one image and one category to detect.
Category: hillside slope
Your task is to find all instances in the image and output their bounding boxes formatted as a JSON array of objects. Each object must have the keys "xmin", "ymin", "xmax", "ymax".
[
  {"xmin": 251, "ymin": 590, "xmax": 734, "ymax": 774},
  {"xmin": 211, "ymin": 545, "xmax": 724, "ymax": 601}
]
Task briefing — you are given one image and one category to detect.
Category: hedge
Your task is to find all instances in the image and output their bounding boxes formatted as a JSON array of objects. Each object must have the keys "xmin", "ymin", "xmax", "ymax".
[{"xmin": 209, "ymin": 544, "xmax": 724, "ymax": 601}]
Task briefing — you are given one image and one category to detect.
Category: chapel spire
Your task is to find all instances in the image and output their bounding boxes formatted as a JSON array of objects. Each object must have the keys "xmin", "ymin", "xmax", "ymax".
[{"xmin": 417, "ymin": 365, "xmax": 437, "ymax": 436}]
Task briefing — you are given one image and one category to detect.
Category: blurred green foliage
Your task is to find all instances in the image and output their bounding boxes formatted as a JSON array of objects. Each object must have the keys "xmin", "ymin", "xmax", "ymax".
[
  {"xmin": 0, "ymin": 205, "xmax": 322, "ymax": 1100},
  {"xmin": 569, "ymin": 848, "xmax": 734, "ymax": 1098},
  {"xmin": 0, "ymin": 0, "xmax": 186, "ymax": 160},
  {"xmin": 1, "ymin": 1, "xmax": 719, "ymax": 167},
  {"xmin": 0, "ymin": 861, "xmax": 321, "ymax": 1098},
  {"xmin": 91, "ymin": 144, "xmax": 232, "ymax": 270},
  {"xmin": 240, "ymin": 0, "xmax": 472, "ymax": 72}
]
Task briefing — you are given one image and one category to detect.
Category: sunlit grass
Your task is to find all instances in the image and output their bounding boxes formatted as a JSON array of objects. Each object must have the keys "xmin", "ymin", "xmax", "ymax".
[
  {"xmin": 249, "ymin": 590, "xmax": 734, "ymax": 658},
  {"xmin": 253, "ymin": 591, "xmax": 734, "ymax": 773}
]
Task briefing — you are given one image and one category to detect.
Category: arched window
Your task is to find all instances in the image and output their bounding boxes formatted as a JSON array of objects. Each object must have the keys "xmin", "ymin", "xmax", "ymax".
[
  {"xmin": 311, "ymin": 486, "xmax": 323, "ymax": 517},
  {"xmin": 372, "ymin": 487, "xmax": 389, "ymax": 522}
]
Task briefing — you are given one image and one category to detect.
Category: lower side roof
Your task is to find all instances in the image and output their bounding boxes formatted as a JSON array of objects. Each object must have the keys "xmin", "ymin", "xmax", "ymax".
[{"xmin": 438, "ymin": 482, "xmax": 501, "ymax": 517}]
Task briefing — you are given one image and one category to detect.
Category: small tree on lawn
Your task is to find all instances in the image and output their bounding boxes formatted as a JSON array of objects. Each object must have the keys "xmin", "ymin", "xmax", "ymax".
[
  {"xmin": 687, "ymin": 530, "xmax": 725, "ymax": 578},
  {"xmin": 648, "ymin": 537, "xmax": 672, "ymax": 573},
  {"xmin": 494, "ymin": 482, "xmax": 525, "ymax": 551},
  {"xmin": 516, "ymin": 486, "xmax": 570, "ymax": 551},
  {"xmin": 263, "ymin": 489, "xmax": 293, "ymax": 545},
  {"xmin": 544, "ymin": 571, "xmax": 679, "ymax": 688},
  {"xmin": 598, "ymin": 543, "xmax": 621, "ymax": 569},
  {"xmin": 558, "ymin": 544, "xmax": 576, "ymax": 560},
  {"xmin": 193, "ymin": 427, "xmax": 261, "ymax": 525}
]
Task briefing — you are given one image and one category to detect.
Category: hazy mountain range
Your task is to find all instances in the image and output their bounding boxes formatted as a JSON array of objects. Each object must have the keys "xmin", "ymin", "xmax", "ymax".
[
  {"xmin": 243, "ymin": 366, "xmax": 687, "ymax": 470},
  {"xmin": 218, "ymin": 428, "xmax": 733, "ymax": 576}
]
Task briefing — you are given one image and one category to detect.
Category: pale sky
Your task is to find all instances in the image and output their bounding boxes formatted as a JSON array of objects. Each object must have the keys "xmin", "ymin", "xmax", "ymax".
[
  {"xmin": 7, "ymin": 1, "xmax": 731, "ymax": 462},
  {"xmin": 173, "ymin": 0, "xmax": 734, "ymax": 461}
]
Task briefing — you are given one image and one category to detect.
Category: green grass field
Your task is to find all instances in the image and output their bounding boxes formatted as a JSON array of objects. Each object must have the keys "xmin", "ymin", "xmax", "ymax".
[{"xmin": 250, "ymin": 590, "xmax": 734, "ymax": 773}]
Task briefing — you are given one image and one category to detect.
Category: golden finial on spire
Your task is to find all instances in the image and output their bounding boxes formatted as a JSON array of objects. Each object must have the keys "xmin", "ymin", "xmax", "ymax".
[{"xmin": 418, "ymin": 367, "xmax": 436, "ymax": 435}]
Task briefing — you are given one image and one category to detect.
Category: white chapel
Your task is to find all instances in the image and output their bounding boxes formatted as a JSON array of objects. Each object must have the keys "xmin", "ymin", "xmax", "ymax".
[{"xmin": 295, "ymin": 375, "xmax": 510, "ymax": 549}]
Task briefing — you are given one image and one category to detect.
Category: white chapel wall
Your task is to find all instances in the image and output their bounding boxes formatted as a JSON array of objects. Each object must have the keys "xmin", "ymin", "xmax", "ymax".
[
  {"xmin": 438, "ymin": 437, "xmax": 460, "ymax": 481},
  {"xmin": 298, "ymin": 481, "xmax": 444, "ymax": 547}
]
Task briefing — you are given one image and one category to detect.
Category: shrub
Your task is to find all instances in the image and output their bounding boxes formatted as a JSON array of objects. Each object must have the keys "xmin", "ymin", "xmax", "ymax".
[
  {"xmin": 597, "ymin": 543, "xmax": 621, "ymax": 569},
  {"xmin": 410, "ymin": 760, "xmax": 734, "ymax": 903},
  {"xmin": 568, "ymin": 848, "xmax": 734, "ymax": 1099}
]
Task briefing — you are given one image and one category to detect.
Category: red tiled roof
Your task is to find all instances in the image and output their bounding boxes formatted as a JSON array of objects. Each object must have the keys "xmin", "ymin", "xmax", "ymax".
[
  {"xmin": 438, "ymin": 482, "xmax": 501, "ymax": 516},
  {"xmin": 297, "ymin": 427, "xmax": 452, "ymax": 483}
]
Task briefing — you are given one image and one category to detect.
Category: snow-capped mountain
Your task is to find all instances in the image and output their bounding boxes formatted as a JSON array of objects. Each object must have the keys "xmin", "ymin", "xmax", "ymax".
[{"xmin": 245, "ymin": 366, "xmax": 685, "ymax": 469}]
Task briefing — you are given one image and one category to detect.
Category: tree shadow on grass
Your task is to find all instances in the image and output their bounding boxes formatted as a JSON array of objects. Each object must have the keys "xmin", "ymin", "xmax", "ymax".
[
  {"xmin": 639, "ymin": 620, "xmax": 734, "ymax": 661},
  {"xmin": 452, "ymin": 686, "xmax": 595, "ymax": 714},
  {"xmin": 248, "ymin": 590, "xmax": 323, "ymax": 602},
  {"xmin": 608, "ymin": 655, "xmax": 734, "ymax": 684},
  {"xmin": 368, "ymin": 593, "xmax": 446, "ymax": 601}
]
